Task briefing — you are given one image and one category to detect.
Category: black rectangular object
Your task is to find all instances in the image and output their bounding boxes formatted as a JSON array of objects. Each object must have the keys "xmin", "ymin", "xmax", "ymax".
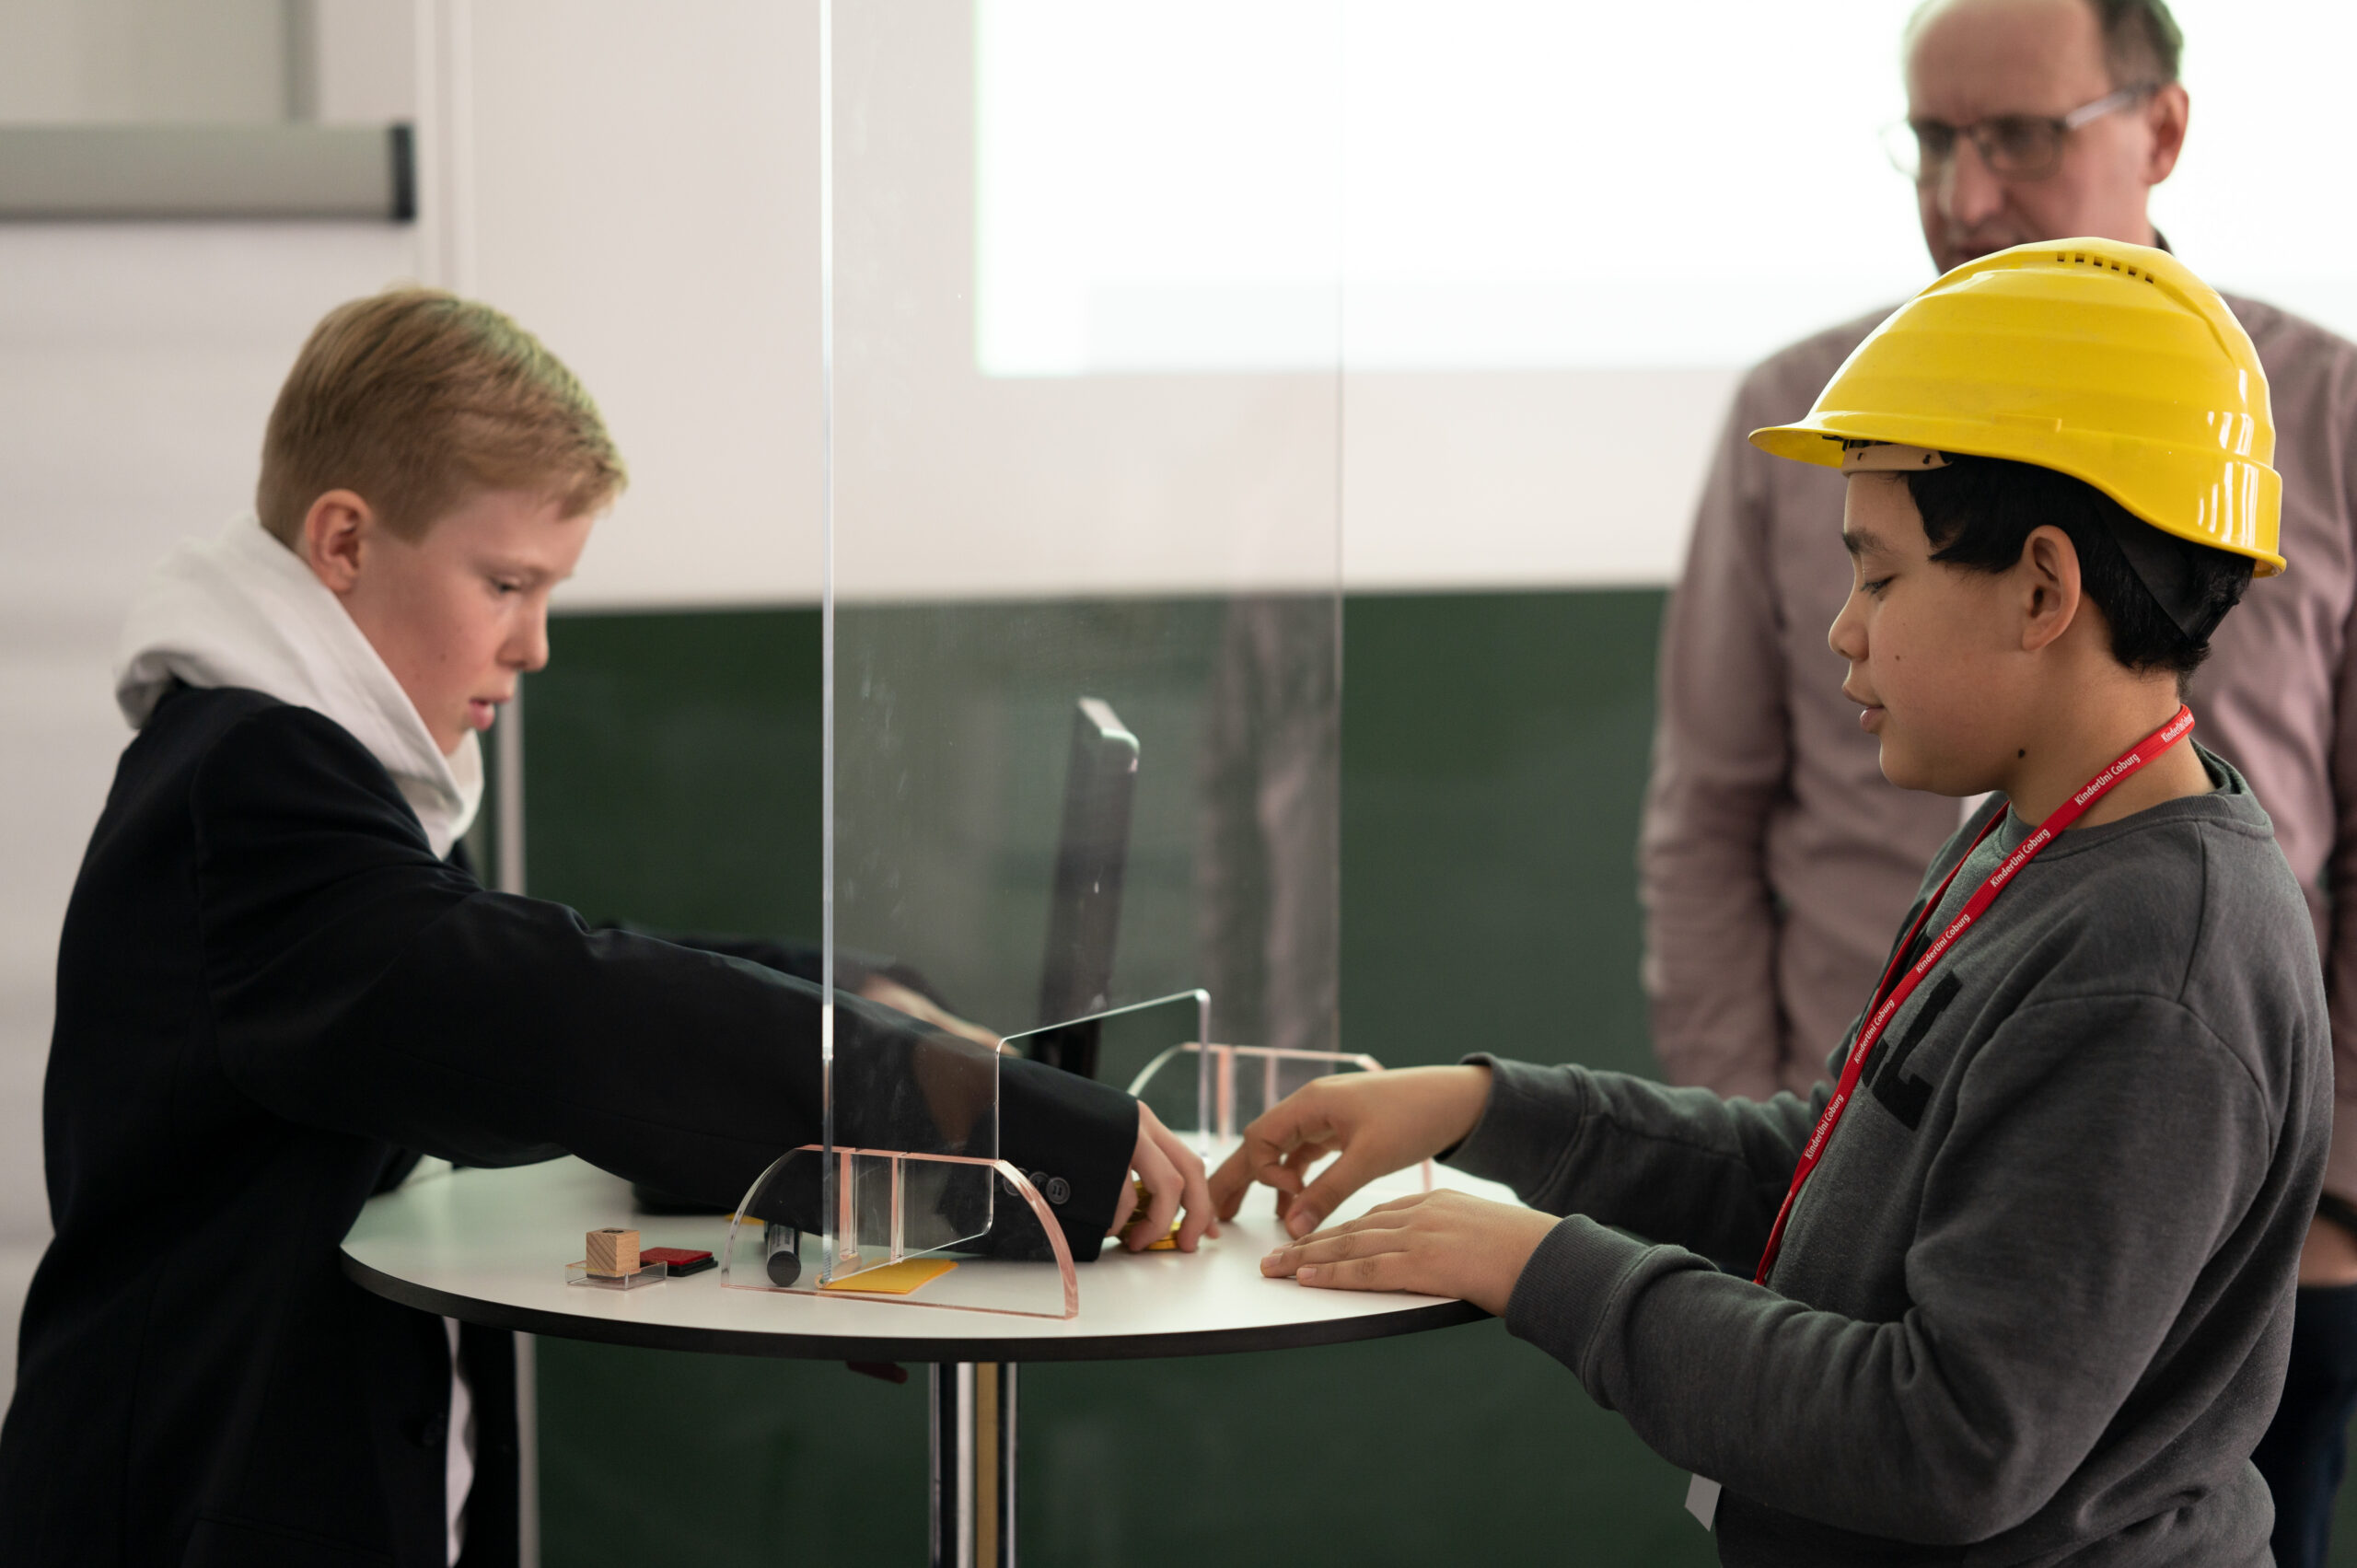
[{"xmin": 1032, "ymin": 698, "xmax": 1139, "ymax": 1074}]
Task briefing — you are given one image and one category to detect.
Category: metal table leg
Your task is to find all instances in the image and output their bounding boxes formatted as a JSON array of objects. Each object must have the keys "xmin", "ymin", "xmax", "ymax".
[{"xmin": 931, "ymin": 1362, "xmax": 1017, "ymax": 1568}]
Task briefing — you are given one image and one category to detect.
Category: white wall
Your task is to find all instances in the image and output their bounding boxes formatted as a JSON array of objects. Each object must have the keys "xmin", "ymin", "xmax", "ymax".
[
  {"xmin": 0, "ymin": 226, "xmax": 420, "ymax": 1385},
  {"xmin": 466, "ymin": 1, "xmax": 826, "ymax": 608},
  {"xmin": 473, "ymin": 2, "xmax": 1735, "ymax": 610},
  {"xmin": 0, "ymin": 0, "xmax": 291, "ymax": 124},
  {"xmin": 314, "ymin": 0, "xmax": 416, "ymax": 125},
  {"xmin": 0, "ymin": 0, "xmax": 414, "ymax": 127}
]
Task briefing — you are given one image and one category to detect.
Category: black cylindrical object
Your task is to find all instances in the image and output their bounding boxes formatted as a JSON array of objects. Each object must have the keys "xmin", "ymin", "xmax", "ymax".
[{"xmin": 764, "ymin": 1224, "xmax": 801, "ymax": 1287}]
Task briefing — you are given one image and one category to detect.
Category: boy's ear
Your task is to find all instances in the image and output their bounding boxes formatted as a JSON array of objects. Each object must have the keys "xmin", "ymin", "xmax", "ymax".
[
  {"xmin": 2017, "ymin": 525, "xmax": 2084, "ymax": 655},
  {"xmin": 301, "ymin": 491, "xmax": 375, "ymax": 597}
]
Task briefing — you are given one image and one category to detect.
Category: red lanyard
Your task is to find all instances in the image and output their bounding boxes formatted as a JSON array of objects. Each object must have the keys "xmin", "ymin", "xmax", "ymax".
[{"xmin": 1751, "ymin": 704, "xmax": 2197, "ymax": 1285}]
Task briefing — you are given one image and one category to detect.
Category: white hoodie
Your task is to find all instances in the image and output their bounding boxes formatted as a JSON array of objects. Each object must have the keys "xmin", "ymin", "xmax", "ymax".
[
  {"xmin": 111, "ymin": 514, "xmax": 482, "ymax": 1561},
  {"xmin": 113, "ymin": 514, "xmax": 483, "ymax": 857}
]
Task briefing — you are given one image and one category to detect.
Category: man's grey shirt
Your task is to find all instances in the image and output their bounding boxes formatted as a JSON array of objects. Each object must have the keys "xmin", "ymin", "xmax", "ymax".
[{"xmin": 1455, "ymin": 750, "xmax": 2330, "ymax": 1564}]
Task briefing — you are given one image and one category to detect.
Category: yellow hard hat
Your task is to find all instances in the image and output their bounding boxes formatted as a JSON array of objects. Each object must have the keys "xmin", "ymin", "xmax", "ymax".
[{"xmin": 1749, "ymin": 238, "xmax": 2283, "ymax": 575}]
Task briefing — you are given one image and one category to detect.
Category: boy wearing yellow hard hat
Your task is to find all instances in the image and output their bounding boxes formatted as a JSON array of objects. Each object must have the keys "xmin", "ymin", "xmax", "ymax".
[{"xmin": 1213, "ymin": 238, "xmax": 2328, "ymax": 1563}]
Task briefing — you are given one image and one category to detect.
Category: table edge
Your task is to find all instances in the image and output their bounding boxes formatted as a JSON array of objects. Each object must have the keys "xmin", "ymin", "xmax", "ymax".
[{"xmin": 339, "ymin": 1249, "xmax": 1490, "ymax": 1364}]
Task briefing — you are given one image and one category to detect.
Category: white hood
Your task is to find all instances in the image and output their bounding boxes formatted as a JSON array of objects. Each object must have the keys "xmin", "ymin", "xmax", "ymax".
[{"xmin": 114, "ymin": 516, "xmax": 482, "ymax": 857}]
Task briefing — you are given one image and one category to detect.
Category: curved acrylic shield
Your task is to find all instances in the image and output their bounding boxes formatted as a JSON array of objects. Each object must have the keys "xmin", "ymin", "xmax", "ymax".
[
  {"xmin": 1003, "ymin": 991, "xmax": 1211, "ymax": 1152},
  {"xmin": 811, "ymin": 1028, "xmax": 1001, "ymax": 1278},
  {"xmin": 720, "ymin": 1147, "xmax": 1077, "ymax": 1320}
]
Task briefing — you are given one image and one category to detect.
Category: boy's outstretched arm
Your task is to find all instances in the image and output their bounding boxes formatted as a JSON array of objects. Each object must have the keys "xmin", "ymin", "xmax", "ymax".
[
  {"xmin": 1212, "ymin": 1056, "xmax": 1822, "ymax": 1267},
  {"xmin": 1271, "ymin": 1001, "xmax": 2300, "ymax": 1546},
  {"xmin": 188, "ymin": 701, "xmax": 1212, "ymax": 1259}
]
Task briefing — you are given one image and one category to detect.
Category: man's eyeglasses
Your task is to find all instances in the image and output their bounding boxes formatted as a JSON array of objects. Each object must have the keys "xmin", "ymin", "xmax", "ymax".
[{"xmin": 1881, "ymin": 83, "xmax": 2159, "ymax": 183}]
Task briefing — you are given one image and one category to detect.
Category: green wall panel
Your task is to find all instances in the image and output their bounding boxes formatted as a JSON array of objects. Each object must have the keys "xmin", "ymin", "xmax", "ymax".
[
  {"xmin": 1339, "ymin": 590, "xmax": 1663, "ymax": 1078},
  {"xmin": 520, "ymin": 588, "xmax": 1710, "ymax": 1567},
  {"xmin": 521, "ymin": 608, "xmax": 825, "ymax": 938}
]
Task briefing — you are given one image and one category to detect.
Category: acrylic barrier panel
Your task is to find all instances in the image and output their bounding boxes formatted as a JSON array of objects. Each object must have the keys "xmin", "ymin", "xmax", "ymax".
[
  {"xmin": 721, "ymin": 1148, "xmax": 1077, "ymax": 1319},
  {"xmin": 830, "ymin": 602, "xmax": 1339, "ymax": 1040},
  {"xmin": 1003, "ymin": 992, "xmax": 1212, "ymax": 1149},
  {"xmin": 811, "ymin": 1021, "xmax": 1001, "ymax": 1278},
  {"xmin": 819, "ymin": 0, "xmax": 1344, "ymax": 1232}
]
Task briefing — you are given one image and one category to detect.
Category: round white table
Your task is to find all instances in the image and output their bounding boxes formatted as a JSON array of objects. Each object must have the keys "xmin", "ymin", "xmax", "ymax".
[{"xmin": 343, "ymin": 1154, "xmax": 1505, "ymax": 1565}]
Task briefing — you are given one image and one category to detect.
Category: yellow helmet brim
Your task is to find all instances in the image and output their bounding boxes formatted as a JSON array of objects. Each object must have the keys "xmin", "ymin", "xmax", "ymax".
[{"xmin": 1749, "ymin": 240, "xmax": 2286, "ymax": 577}]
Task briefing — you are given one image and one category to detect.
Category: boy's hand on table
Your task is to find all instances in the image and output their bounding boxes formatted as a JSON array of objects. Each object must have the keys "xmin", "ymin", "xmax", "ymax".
[
  {"xmin": 1106, "ymin": 1103, "xmax": 1219, "ymax": 1253},
  {"xmin": 1207, "ymin": 1064, "xmax": 1493, "ymax": 1238},
  {"xmin": 1258, "ymin": 1191, "xmax": 1558, "ymax": 1316}
]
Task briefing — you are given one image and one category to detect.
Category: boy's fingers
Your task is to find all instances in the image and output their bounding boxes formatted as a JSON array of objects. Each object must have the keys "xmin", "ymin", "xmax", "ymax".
[
  {"xmin": 1130, "ymin": 1104, "xmax": 1215, "ymax": 1250},
  {"xmin": 1237, "ymin": 1095, "xmax": 1341, "ymax": 1193},
  {"xmin": 1106, "ymin": 1170, "xmax": 1138, "ymax": 1237},
  {"xmin": 1270, "ymin": 1208, "xmax": 1412, "ymax": 1261},
  {"xmin": 1244, "ymin": 1135, "xmax": 1312, "ymax": 1197},
  {"xmin": 1173, "ymin": 1140, "xmax": 1216, "ymax": 1251},
  {"xmin": 1262, "ymin": 1232, "xmax": 1358, "ymax": 1274},
  {"xmin": 1208, "ymin": 1147, "xmax": 1253, "ymax": 1220},
  {"xmin": 1129, "ymin": 1138, "xmax": 1183, "ymax": 1252},
  {"xmin": 1320, "ymin": 1193, "xmax": 1478, "ymax": 1245},
  {"xmin": 1271, "ymin": 1139, "xmax": 1338, "ymax": 1227},
  {"xmin": 1211, "ymin": 1084, "xmax": 1366, "ymax": 1226},
  {"xmin": 1295, "ymin": 1249, "xmax": 1409, "ymax": 1293},
  {"xmin": 1284, "ymin": 1146, "xmax": 1386, "ymax": 1238},
  {"xmin": 1280, "ymin": 1141, "xmax": 1329, "ymax": 1183},
  {"xmin": 1212, "ymin": 1130, "xmax": 1316, "ymax": 1216},
  {"xmin": 1142, "ymin": 1111, "xmax": 1215, "ymax": 1251}
]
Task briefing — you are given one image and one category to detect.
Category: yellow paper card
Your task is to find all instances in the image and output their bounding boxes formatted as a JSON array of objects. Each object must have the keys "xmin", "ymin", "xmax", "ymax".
[{"xmin": 819, "ymin": 1257, "xmax": 959, "ymax": 1295}]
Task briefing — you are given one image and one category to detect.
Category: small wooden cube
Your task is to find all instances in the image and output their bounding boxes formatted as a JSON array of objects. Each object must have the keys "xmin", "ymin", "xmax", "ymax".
[{"xmin": 586, "ymin": 1227, "xmax": 640, "ymax": 1277}]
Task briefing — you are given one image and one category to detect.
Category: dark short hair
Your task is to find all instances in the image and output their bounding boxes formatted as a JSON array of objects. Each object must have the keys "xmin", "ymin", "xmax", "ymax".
[
  {"xmin": 1903, "ymin": 454, "xmax": 2250, "ymax": 684},
  {"xmin": 2088, "ymin": 0, "xmax": 2182, "ymax": 87}
]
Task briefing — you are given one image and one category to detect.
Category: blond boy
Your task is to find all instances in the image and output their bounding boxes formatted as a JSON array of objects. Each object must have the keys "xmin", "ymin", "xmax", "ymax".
[{"xmin": 0, "ymin": 292, "xmax": 1207, "ymax": 1567}]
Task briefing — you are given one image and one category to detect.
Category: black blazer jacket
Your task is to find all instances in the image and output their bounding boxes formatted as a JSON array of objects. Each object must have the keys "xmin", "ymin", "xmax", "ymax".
[{"xmin": 0, "ymin": 686, "xmax": 1135, "ymax": 1566}]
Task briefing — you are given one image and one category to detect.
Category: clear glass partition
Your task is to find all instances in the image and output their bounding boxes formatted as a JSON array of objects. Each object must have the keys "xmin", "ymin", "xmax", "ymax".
[{"xmin": 804, "ymin": 0, "xmax": 1342, "ymax": 1296}]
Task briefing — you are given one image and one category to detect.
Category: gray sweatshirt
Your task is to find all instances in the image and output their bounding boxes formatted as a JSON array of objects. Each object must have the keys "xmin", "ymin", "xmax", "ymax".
[{"xmin": 1453, "ymin": 749, "xmax": 2330, "ymax": 1564}]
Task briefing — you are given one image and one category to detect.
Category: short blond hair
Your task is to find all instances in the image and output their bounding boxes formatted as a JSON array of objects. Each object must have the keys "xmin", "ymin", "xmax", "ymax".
[{"xmin": 257, "ymin": 288, "xmax": 626, "ymax": 546}]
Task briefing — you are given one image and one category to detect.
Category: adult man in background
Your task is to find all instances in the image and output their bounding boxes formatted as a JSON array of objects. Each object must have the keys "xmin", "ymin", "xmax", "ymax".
[{"xmin": 1640, "ymin": 0, "xmax": 2357, "ymax": 1558}]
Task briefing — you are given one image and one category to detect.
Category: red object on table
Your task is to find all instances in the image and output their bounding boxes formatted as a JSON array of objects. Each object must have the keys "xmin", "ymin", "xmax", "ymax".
[{"xmin": 639, "ymin": 1247, "xmax": 714, "ymax": 1275}]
